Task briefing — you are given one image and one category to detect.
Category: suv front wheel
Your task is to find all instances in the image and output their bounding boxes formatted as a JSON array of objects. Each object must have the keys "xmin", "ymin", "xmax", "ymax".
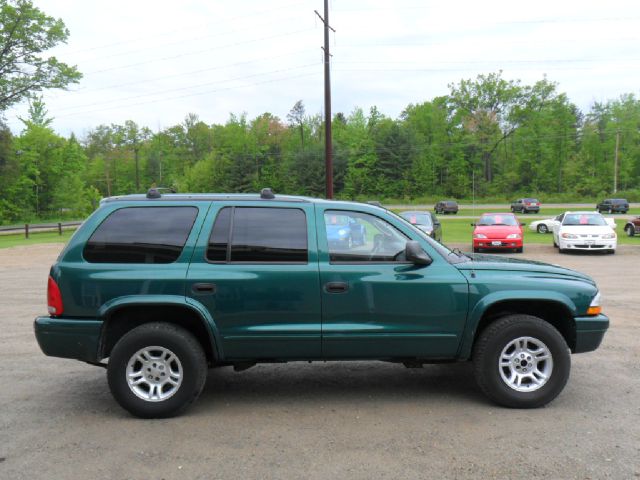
[
  {"xmin": 107, "ymin": 322, "xmax": 207, "ymax": 418},
  {"xmin": 473, "ymin": 314, "xmax": 570, "ymax": 408}
]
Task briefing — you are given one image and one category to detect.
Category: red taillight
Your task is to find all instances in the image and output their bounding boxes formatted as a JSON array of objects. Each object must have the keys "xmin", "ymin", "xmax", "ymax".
[{"xmin": 47, "ymin": 276, "xmax": 64, "ymax": 316}]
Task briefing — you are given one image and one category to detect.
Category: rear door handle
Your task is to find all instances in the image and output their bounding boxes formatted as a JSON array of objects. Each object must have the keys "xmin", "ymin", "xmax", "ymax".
[
  {"xmin": 192, "ymin": 283, "xmax": 216, "ymax": 294},
  {"xmin": 325, "ymin": 281, "xmax": 349, "ymax": 294}
]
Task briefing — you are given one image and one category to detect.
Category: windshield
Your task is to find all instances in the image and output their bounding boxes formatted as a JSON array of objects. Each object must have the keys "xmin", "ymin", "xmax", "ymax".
[
  {"xmin": 400, "ymin": 212, "xmax": 432, "ymax": 226},
  {"xmin": 563, "ymin": 213, "xmax": 607, "ymax": 226},
  {"xmin": 477, "ymin": 214, "xmax": 518, "ymax": 226}
]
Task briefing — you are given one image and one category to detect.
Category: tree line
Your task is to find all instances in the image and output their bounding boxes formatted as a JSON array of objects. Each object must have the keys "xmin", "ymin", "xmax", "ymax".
[
  {"xmin": 1, "ymin": 72, "xmax": 639, "ymax": 223},
  {"xmin": 1, "ymin": 1, "xmax": 639, "ymax": 223}
]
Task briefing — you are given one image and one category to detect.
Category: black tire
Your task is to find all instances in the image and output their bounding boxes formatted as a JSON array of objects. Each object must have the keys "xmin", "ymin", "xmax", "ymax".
[
  {"xmin": 473, "ymin": 247, "xmax": 480, "ymax": 253},
  {"xmin": 107, "ymin": 322, "xmax": 207, "ymax": 418},
  {"xmin": 559, "ymin": 248, "xmax": 566, "ymax": 254},
  {"xmin": 625, "ymin": 225, "xmax": 635, "ymax": 237},
  {"xmin": 473, "ymin": 315, "xmax": 570, "ymax": 408},
  {"xmin": 537, "ymin": 224, "xmax": 548, "ymax": 234},
  {"xmin": 515, "ymin": 247, "xmax": 523, "ymax": 253},
  {"xmin": 607, "ymin": 249, "xmax": 615, "ymax": 254}
]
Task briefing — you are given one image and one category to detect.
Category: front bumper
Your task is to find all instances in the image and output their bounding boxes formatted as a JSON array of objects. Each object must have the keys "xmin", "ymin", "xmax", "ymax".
[
  {"xmin": 573, "ymin": 314, "xmax": 609, "ymax": 353},
  {"xmin": 34, "ymin": 316, "xmax": 103, "ymax": 363},
  {"xmin": 474, "ymin": 238, "xmax": 523, "ymax": 249},
  {"xmin": 559, "ymin": 238, "xmax": 617, "ymax": 251}
]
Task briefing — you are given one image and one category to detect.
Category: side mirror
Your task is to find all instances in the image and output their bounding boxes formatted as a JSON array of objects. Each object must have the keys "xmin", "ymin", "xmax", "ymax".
[{"xmin": 405, "ymin": 241, "xmax": 433, "ymax": 265}]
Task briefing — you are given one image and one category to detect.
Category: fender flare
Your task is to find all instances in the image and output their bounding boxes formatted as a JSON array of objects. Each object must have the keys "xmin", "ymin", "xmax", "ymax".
[
  {"xmin": 98, "ymin": 295, "xmax": 223, "ymax": 360},
  {"xmin": 458, "ymin": 290, "xmax": 576, "ymax": 359}
]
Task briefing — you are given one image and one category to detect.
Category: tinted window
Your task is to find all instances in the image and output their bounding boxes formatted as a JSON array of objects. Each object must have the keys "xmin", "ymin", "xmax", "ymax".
[
  {"xmin": 207, "ymin": 207, "xmax": 307, "ymax": 263},
  {"xmin": 325, "ymin": 210, "xmax": 408, "ymax": 263},
  {"xmin": 206, "ymin": 207, "xmax": 231, "ymax": 262},
  {"xmin": 84, "ymin": 207, "xmax": 197, "ymax": 263}
]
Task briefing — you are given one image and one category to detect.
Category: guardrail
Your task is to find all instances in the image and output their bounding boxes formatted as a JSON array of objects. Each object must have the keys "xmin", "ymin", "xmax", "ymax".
[{"xmin": 0, "ymin": 221, "xmax": 82, "ymax": 238}]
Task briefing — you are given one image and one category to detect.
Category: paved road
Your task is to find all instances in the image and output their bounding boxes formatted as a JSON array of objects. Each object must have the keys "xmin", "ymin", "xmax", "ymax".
[{"xmin": 1, "ymin": 244, "xmax": 639, "ymax": 480}]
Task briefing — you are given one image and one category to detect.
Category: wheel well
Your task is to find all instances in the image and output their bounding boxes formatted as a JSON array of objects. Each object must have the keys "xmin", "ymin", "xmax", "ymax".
[
  {"xmin": 100, "ymin": 305, "xmax": 216, "ymax": 365},
  {"xmin": 474, "ymin": 300, "xmax": 576, "ymax": 352}
]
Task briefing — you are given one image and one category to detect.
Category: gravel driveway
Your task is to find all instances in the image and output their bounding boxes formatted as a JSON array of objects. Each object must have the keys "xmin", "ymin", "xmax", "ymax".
[{"xmin": 1, "ymin": 243, "xmax": 639, "ymax": 480}]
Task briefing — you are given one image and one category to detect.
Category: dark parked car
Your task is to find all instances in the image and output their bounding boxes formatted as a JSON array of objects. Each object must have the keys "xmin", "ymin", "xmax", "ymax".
[
  {"xmin": 399, "ymin": 211, "xmax": 442, "ymax": 242},
  {"xmin": 511, "ymin": 198, "xmax": 540, "ymax": 214},
  {"xmin": 597, "ymin": 198, "xmax": 629, "ymax": 214},
  {"xmin": 35, "ymin": 188, "xmax": 608, "ymax": 417},
  {"xmin": 434, "ymin": 200, "xmax": 458, "ymax": 215},
  {"xmin": 624, "ymin": 216, "xmax": 640, "ymax": 236}
]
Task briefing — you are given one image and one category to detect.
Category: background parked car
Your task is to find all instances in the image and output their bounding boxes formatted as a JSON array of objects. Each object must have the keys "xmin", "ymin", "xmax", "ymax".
[
  {"xmin": 552, "ymin": 211, "xmax": 617, "ymax": 254},
  {"xmin": 511, "ymin": 198, "xmax": 541, "ymax": 214},
  {"xmin": 399, "ymin": 211, "xmax": 442, "ymax": 242},
  {"xmin": 325, "ymin": 213, "xmax": 367, "ymax": 248},
  {"xmin": 624, "ymin": 216, "xmax": 640, "ymax": 237},
  {"xmin": 434, "ymin": 200, "xmax": 458, "ymax": 214},
  {"xmin": 472, "ymin": 212, "xmax": 524, "ymax": 253},
  {"xmin": 529, "ymin": 214, "xmax": 563, "ymax": 234},
  {"xmin": 596, "ymin": 198, "xmax": 629, "ymax": 214}
]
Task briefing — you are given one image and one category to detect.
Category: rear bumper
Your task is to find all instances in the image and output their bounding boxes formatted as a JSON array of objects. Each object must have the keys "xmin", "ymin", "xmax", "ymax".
[
  {"xmin": 573, "ymin": 314, "xmax": 609, "ymax": 353},
  {"xmin": 34, "ymin": 316, "xmax": 103, "ymax": 363}
]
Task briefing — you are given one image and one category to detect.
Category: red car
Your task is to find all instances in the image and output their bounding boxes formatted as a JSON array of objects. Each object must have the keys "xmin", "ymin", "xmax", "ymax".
[{"xmin": 472, "ymin": 213, "xmax": 524, "ymax": 253}]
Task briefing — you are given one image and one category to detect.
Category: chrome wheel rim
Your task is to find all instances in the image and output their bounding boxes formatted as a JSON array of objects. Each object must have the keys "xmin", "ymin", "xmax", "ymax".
[
  {"xmin": 538, "ymin": 224, "xmax": 548, "ymax": 234},
  {"xmin": 126, "ymin": 346, "xmax": 183, "ymax": 402},
  {"xmin": 499, "ymin": 337, "xmax": 553, "ymax": 392}
]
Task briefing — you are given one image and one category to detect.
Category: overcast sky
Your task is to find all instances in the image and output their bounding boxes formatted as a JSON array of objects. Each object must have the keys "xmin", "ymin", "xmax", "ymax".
[{"xmin": 5, "ymin": 0, "xmax": 640, "ymax": 137}]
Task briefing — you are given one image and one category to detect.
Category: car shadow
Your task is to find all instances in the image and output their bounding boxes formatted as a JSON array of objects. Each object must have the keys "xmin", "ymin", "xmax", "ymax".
[{"xmin": 194, "ymin": 361, "xmax": 486, "ymax": 409}]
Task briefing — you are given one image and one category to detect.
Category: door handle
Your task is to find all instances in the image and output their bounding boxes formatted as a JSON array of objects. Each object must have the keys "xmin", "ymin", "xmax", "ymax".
[
  {"xmin": 192, "ymin": 283, "xmax": 216, "ymax": 294},
  {"xmin": 325, "ymin": 281, "xmax": 349, "ymax": 294}
]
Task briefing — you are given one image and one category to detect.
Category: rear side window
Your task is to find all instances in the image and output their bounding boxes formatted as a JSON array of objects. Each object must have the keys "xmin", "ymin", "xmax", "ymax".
[
  {"xmin": 83, "ymin": 207, "xmax": 198, "ymax": 264},
  {"xmin": 207, "ymin": 207, "xmax": 307, "ymax": 263}
]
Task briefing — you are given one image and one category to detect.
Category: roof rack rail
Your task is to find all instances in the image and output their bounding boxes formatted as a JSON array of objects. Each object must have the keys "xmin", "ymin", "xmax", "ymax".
[
  {"xmin": 147, "ymin": 187, "xmax": 176, "ymax": 199},
  {"xmin": 260, "ymin": 187, "xmax": 275, "ymax": 199}
]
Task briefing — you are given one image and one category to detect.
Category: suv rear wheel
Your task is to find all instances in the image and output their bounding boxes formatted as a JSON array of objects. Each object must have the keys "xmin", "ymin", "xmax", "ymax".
[
  {"xmin": 473, "ymin": 314, "xmax": 570, "ymax": 408},
  {"xmin": 107, "ymin": 322, "xmax": 207, "ymax": 418}
]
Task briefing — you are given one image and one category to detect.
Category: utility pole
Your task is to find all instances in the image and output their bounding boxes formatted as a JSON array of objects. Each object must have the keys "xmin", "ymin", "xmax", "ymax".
[
  {"xmin": 614, "ymin": 130, "xmax": 620, "ymax": 193},
  {"xmin": 315, "ymin": 1, "xmax": 335, "ymax": 199}
]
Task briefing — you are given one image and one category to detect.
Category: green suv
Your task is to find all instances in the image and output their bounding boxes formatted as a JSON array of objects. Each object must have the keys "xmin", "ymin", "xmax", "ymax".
[{"xmin": 35, "ymin": 189, "xmax": 609, "ymax": 418}]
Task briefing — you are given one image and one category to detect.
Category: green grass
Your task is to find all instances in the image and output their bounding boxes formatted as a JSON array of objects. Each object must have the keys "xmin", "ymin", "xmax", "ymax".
[
  {"xmin": 0, "ymin": 229, "xmax": 76, "ymax": 249},
  {"xmin": 0, "ymin": 218, "xmax": 636, "ymax": 250},
  {"xmin": 437, "ymin": 217, "xmax": 638, "ymax": 246}
]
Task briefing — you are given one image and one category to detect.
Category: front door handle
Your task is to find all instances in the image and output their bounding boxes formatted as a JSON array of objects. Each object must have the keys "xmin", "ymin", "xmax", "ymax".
[
  {"xmin": 192, "ymin": 283, "xmax": 216, "ymax": 294},
  {"xmin": 325, "ymin": 281, "xmax": 349, "ymax": 294}
]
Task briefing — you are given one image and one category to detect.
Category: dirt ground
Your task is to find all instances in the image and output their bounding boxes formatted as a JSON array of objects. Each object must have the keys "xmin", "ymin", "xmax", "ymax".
[{"xmin": 0, "ymin": 243, "xmax": 639, "ymax": 480}]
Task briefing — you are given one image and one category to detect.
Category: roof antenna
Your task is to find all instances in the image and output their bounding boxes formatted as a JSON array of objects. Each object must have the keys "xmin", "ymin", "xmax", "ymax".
[{"xmin": 260, "ymin": 188, "xmax": 275, "ymax": 199}]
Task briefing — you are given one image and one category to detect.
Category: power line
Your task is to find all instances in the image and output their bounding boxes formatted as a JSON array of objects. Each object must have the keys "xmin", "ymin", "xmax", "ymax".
[
  {"xmin": 63, "ymin": 1, "xmax": 308, "ymax": 55},
  {"xmin": 76, "ymin": 14, "xmax": 314, "ymax": 66},
  {"xmin": 55, "ymin": 71, "xmax": 322, "ymax": 119},
  {"xmin": 82, "ymin": 27, "xmax": 316, "ymax": 76},
  {"xmin": 65, "ymin": 49, "xmax": 314, "ymax": 95},
  {"xmin": 55, "ymin": 63, "xmax": 320, "ymax": 113}
]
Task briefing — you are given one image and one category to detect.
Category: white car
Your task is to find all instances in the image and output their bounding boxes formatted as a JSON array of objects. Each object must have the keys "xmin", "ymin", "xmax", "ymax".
[
  {"xmin": 529, "ymin": 214, "xmax": 563, "ymax": 234},
  {"xmin": 552, "ymin": 211, "xmax": 617, "ymax": 254}
]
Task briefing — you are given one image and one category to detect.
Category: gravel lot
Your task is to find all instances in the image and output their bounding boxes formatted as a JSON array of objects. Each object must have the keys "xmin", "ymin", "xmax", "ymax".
[{"xmin": 1, "ymin": 243, "xmax": 639, "ymax": 480}]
